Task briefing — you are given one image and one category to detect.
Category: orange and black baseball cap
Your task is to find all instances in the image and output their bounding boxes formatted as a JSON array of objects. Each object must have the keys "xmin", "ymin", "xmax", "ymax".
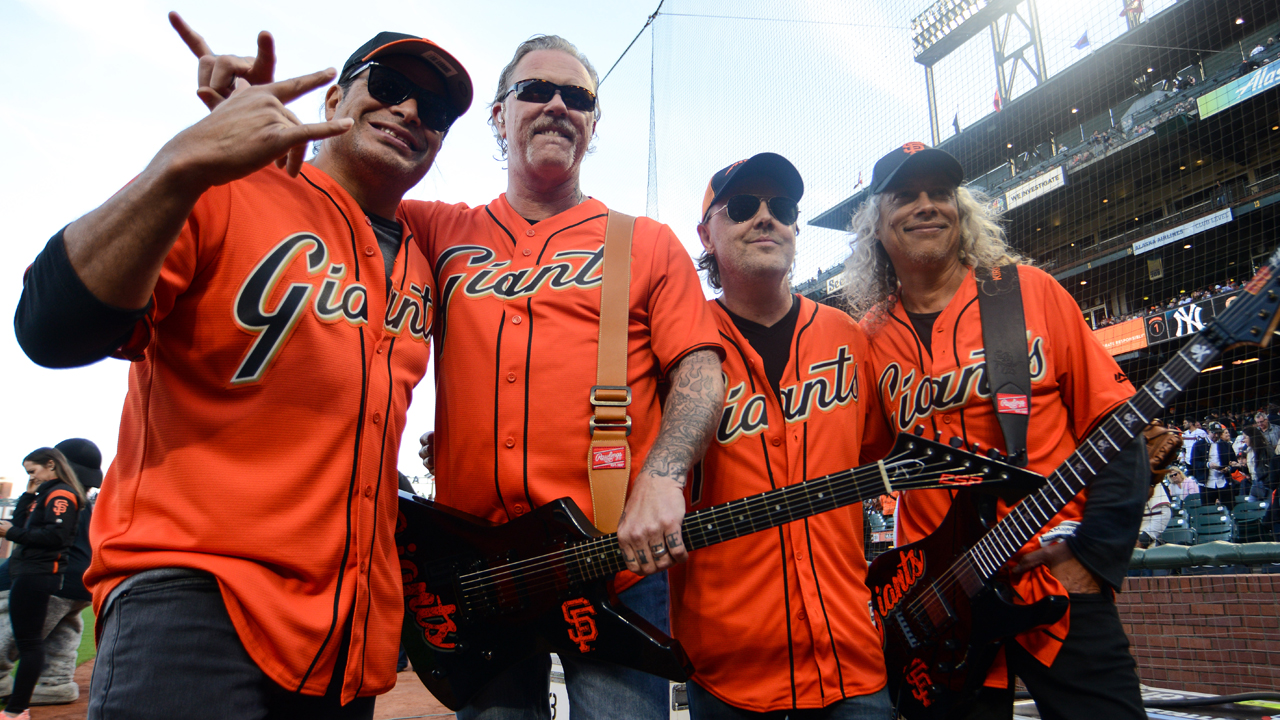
[
  {"xmin": 340, "ymin": 32, "xmax": 473, "ymax": 117},
  {"xmin": 868, "ymin": 141, "xmax": 964, "ymax": 195},
  {"xmin": 701, "ymin": 152, "xmax": 804, "ymax": 222}
]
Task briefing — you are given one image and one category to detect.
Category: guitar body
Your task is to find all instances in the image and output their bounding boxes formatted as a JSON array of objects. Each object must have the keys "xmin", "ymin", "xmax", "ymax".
[
  {"xmin": 867, "ymin": 495, "xmax": 1068, "ymax": 720},
  {"xmin": 395, "ymin": 492, "xmax": 691, "ymax": 710}
]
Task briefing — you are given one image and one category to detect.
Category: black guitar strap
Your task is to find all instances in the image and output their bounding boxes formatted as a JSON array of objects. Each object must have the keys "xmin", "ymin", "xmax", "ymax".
[{"xmin": 975, "ymin": 265, "xmax": 1031, "ymax": 468}]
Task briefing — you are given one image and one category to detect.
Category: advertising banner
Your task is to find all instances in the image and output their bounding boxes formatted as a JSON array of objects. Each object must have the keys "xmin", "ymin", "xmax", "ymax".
[
  {"xmin": 1197, "ymin": 62, "xmax": 1280, "ymax": 120},
  {"xmin": 1131, "ymin": 208, "xmax": 1233, "ymax": 255},
  {"xmin": 1003, "ymin": 166, "xmax": 1067, "ymax": 211},
  {"xmin": 1094, "ymin": 317, "xmax": 1148, "ymax": 356}
]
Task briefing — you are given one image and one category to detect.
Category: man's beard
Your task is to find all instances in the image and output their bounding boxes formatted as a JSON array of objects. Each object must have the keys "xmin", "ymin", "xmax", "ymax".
[{"xmin": 521, "ymin": 118, "xmax": 580, "ymax": 170}]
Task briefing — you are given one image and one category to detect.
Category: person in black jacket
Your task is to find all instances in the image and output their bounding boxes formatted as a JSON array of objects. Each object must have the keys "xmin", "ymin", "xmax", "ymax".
[
  {"xmin": 1190, "ymin": 423, "xmax": 1237, "ymax": 507},
  {"xmin": 0, "ymin": 448, "xmax": 87, "ymax": 720}
]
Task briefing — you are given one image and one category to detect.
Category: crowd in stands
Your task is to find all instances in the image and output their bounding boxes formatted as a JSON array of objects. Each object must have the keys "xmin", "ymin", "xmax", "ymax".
[{"xmin": 1089, "ymin": 278, "xmax": 1239, "ymax": 329}]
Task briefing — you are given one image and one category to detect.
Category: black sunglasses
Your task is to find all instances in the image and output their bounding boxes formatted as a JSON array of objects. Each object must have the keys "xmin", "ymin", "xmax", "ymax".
[
  {"xmin": 349, "ymin": 62, "xmax": 458, "ymax": 133},
  {"xmin": 504, "ymin": 79, "xmax": 597, "ymax": 113},
  {"xmin": 708, "ymin": 195, "xmax": 800, "ymax": 226}
]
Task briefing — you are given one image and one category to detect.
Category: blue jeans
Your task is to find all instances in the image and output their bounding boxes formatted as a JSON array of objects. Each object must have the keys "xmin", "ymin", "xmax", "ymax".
[
  {"xmin": 687, "ymin": 682, "xmax": 892, "ymax": 720},
  {"xmin": 457, "ymin": 572, "xmax": 671, "ymax": 720},
  {"xmin": 88, "ymin": 571, "xmax": 373, "ymax": 720}
]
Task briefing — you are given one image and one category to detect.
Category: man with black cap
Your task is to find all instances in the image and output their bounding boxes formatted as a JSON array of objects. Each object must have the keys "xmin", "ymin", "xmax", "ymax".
[
  {"xmin": 14, "ymin": 22, "xmax": 473, "ymax": 719},
  {"xmin": 668, "ymin": 153, "xmax": 893, "ymax": 718},
  {"xmin": 841, "ymin": 142, "xmax": 1148, "ymax": 719},
  {"xmin": 0, "ymin": 438, "xmax": 101, "ymax": 706}
]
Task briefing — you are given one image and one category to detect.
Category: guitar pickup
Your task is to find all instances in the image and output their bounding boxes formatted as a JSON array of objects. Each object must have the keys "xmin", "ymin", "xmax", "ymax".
[{"xmin": 891, "ymin": 609, "xmax": 921, "ymax": 650}]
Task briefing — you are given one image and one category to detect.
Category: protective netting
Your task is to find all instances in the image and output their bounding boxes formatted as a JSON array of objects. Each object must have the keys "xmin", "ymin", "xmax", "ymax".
[{"xmin": 647, "ymin": 0, "xmax": 1280, "ymax": 705}]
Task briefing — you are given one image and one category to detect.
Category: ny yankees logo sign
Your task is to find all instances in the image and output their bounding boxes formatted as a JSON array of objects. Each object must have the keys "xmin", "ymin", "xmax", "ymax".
[{"xmin": 561, "ymin": 598, "xmax": 599, "ymax": 653}]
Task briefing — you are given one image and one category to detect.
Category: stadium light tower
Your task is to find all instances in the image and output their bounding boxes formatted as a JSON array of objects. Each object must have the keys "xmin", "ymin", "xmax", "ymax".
[{"xmin": 911, "ymin": 0, "xmax": 1049, "ymax": 143}]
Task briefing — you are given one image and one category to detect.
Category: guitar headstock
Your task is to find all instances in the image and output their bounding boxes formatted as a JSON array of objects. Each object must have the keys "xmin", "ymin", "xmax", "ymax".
[
  {"xmin": 885, "ymin": 433, "xmax": 1045, "ymax": 497},
  {"xmin": 1212, "ymin": 244, "xmax": 1280, "ymax": 350}
]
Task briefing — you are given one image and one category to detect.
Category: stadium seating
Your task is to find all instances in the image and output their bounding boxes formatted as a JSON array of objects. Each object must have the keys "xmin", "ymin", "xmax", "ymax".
[{"xmin": 1231, "ymin": 501, "xmax": 1271, "ymax": 542}]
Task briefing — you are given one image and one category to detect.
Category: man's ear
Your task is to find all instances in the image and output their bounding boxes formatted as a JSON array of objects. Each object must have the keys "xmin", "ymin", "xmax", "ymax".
[
  {"xmin": 323, "ymin": 85, "xmax": 344, "ymax": 121},
  {"xmin": 491, "ymin": 102, "xmax": 507, "ymax": 140},
  {"xmin": 696, "ymin": 221, "xmax": 714, "ymax": 254}
]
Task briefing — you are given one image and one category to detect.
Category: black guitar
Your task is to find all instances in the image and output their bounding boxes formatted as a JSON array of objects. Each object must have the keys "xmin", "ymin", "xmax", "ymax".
[
  {"xmin": 867, "ymin": 247, "xmax": 1280, "ymax": 719},
  {"xmin": 396, "ymin": 432, "xmax": 1042, "ymax": 710}
]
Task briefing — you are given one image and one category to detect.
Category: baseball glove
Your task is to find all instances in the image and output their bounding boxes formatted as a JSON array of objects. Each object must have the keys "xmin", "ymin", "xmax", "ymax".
[{"xmin": 1143, "ymin": 420, "xmax": 1182, "ymax": 481}]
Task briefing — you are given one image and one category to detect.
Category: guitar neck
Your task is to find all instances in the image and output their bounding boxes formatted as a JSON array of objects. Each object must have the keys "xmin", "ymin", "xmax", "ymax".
[
  {"xmin": 963, "ymin": 326, "xmax": 1231, "ymax": 580},
  {"xmin": 574, "ymin": 463, "xmax": 893, "ymax": 581}
]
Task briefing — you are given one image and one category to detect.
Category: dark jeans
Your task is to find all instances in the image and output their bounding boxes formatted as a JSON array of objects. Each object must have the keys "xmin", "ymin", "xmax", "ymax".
[
  {"xmin": 88, "ymin": 572, "xmax": 373, "ymax": 720},
  {"xmin": 963, "ymin": 594, "xmax": 1145, "ymax": 720},
  {"xmin": 687, "ymin": 682, "xmax": 892, "ymax": 719},
  {"xmin": 8, "ymin": 573, "xmax": 62, "ymax": 713}
]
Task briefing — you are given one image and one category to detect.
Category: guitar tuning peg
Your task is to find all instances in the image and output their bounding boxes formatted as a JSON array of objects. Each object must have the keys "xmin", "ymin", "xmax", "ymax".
[
  {"xmin": 934, "ymin": 431, "xmax": 943, "ymax": 442},
  {"xmin": 948, "ymin": 437, "xmax": 963, "ymax": 449},
  {"xmin": 914, "ymin": 425, "xmax": 925, "ymax": 437},
  {"xmin": 971, "ymin": 441, "xmax": 982, "ymax": 452},
  {"xmin": 986, "ymin": 448, "xmax": 1002, "ymax": 460}
]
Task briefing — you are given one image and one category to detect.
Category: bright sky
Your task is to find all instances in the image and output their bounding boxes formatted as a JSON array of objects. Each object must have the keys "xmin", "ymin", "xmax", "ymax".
[{"xmin": 0, "ymin": 0, "xmax": 1178, "ymax": 487}]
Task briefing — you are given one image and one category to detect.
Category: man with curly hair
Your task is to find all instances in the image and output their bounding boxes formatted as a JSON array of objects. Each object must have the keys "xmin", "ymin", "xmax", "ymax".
[{"xmin": 843, "ymin": 142, "xmax": 1149, "ymax": 720}]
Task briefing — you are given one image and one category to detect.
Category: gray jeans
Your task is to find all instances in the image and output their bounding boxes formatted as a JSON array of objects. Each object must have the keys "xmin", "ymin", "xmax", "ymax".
[{"xmin": 88, "ymin": 571, "xmax": 373, "ymax": 720}]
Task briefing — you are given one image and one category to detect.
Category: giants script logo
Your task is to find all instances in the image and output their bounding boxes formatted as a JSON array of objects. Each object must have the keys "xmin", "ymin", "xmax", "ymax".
[
  {"xmin": 902, "ymin": 141, "xmax": 927, "ymax": 155},
  {"xmin": 905, "ymin": 658, "xmax": 935, "ymax": 707},
  {"xmin": 397, "ymin": 511, "xmax": 458, "ymax": 650},
  {"xmin": 717, "ymin": 347, "xmax": 859, "ymax": 445},
  {"xmin": 592, "ymin": 447, "xmax": 626, "ymax": 470},
  {"xmin": 562, "ymin": 598, "xmax": 599, "ymax": 653},
  {"xmin": 874, "ymin": 548, "xmax": 925, "ymax": 617},
  {"xmin": 878, "ymin": 337, "xmax": 1046, "ymax": 433},
  {"xmin": 232, "ymin": 233, "xmax": 432, "ymax": 384}
]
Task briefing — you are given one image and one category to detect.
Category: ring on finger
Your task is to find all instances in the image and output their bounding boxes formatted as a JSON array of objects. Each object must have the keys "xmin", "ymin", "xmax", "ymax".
[{"xmin": 651, "ymin": 544, "xmax": 668, "ymax": 558}]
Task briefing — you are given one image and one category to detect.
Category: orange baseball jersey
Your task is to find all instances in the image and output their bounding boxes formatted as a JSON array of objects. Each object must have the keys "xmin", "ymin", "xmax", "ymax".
[
  {"xmin": 862, "ymin": 265, "xmax": 1132, "ymax": 669},
  {"xmin": 86, "ymin": 164, "xmax": 434, "ymax": 702},
  {"xmin": 398, "ymin": 195, "xmax": 720, "ymax": 591},
  {"xmin": 668, "ymin": 296, "xmax": 890, "ymax": 712}
]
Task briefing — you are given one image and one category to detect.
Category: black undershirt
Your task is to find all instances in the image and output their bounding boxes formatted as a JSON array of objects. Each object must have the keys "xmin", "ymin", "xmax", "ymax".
[
  {"xmin": 720, "ymin": 296, "xmax": 800, "ymax": 401},
  {"xmin": 906, "ymin": 310, "xmax": 941, "ymax": 358},
  {"xmin": 367, "ymin": 213, "xmax": 404, "ymax": 292}
]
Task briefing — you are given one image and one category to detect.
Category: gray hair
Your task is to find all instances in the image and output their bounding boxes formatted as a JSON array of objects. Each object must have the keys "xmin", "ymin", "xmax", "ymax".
[
  {"xmin": 841, "ymin": 185, "xmax": 1028, "ymax": 322},
  {"xmin": 489, "ymin": 35, "xmax": 602, "ymax": 159}
]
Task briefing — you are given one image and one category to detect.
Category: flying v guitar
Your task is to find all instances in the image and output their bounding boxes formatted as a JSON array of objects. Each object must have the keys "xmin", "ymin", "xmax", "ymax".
[
  {"xmin": 396, "ymin": 432, "xmax": 1042, "ymax": 710},
  {"xmin": 867, "ymin": 246, "xmax": 1280, "ymax": 719}
]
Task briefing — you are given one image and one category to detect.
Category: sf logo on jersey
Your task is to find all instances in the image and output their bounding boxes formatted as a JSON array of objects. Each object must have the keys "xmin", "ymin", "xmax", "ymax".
[
  {"xmin": 717, "ymin": 346, "xmax": 860, "ymax": 445},
  {"xmin": 231, "ymin": 233, "xmax": 433, "ymax": 385},
  {"xmin": 877, "ymin": 337, "xmax": 1047, "ymax": 433}
]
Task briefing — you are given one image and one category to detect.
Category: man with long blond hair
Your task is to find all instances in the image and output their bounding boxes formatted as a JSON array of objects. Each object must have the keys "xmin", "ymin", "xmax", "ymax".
[{"xmin": 843, "ymin": 142, "xmax": 1148, "ymax": 719}]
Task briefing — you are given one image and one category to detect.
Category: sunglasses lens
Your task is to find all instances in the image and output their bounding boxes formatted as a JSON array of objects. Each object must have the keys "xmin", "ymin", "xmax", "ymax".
[
  {"xmin": 725, "ymin": 195, "xmax": 763, "ymax": 223},
  {"xmin": 516, "ymin": 80, "xmax": 558, "ymax": 104},
  {"xmin": 560, "ymin": 87, "xmax": 596, "ymax": 112},
  {"xmin": 366, "ymin": 65, "xmax": 411, "ymax": 106},
  {"xmin": 367, "ymin": 65, "xmax": 456, "ymax": 133},
  {"xmin": 768, "ymin": 198, "xmax": 800, "ymax": 225}
]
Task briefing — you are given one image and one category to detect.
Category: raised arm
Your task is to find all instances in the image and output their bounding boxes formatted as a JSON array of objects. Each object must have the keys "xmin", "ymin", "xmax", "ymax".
[{"xmin": 616, "ymin": 348, "xmax": 725, "ymax": 576}]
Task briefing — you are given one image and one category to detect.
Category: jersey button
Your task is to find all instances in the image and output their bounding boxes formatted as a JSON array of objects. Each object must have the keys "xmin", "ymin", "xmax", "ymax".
[
  {"xmin": 798, "ymin": 610, "xmax": 807, "ymax": 621},
  {"xmin": 507, "ymin": 372, "xmax": 517, "ymax": 383},
  {"xmin": 363, "ymin": 485, "xmax": 373, "ymax": 498},
  {"xmin": 364, "ymin": 245, "xmax": 376, "ymax": 256},
  {"xmin": 943, "ymin": 415, "xmax": 952, "ymax": 425},
  {"xmin": 514, "ymin": 504, "xmax": 526, "ymax": 515},
  {"xmin": 372, "ymin": 411, "xmax": 382, "ymax": 424},
  {"xmin": 525, "ymin": 229, "xmax": 536, "ymax": 237},
  {"xmin": 771, "ymin": 437, "xmax": 782, "ymax": 446},
  {"xmin": 522, "ymin": 248, "xmax": 532, "ymax": 256},
  {"xmin": 376, "ymin": 347, "xmax": 384, "ymax": 354},
  {"xmin": 512, "ymin": 315, "xmax": 523, "ymax": 325},
  {"xmin": 505, "ymin": 437, "xmax": 516, "ymax": 448}
]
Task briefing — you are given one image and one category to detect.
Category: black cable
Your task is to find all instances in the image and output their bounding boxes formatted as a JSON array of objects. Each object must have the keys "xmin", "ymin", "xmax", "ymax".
[{"xmin": 600, "ymin": 0, "xmax": 666, "ymax": 86}]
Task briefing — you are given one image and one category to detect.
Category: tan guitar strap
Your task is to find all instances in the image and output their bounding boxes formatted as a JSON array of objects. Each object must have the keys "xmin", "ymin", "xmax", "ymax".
[{"xmin": 587, "ymin": 211, "xmax": 636, "ymax": 533}]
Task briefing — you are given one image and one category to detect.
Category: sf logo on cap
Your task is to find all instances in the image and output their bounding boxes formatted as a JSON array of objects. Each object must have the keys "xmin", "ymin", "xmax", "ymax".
[{"xmin": 902, "ymin": 142, "xmax": 927, "ymax": 155}]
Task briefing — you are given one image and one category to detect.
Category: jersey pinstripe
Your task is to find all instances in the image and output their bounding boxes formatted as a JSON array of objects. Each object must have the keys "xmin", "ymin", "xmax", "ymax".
[{"xmin": 669, "ymin": 296, "xmax": 890, "ymax": 712}]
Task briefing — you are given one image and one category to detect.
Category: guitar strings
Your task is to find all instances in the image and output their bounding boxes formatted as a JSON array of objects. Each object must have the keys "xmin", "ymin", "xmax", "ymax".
[{"xmin": 457, "ymin": 452, "xmax": 1008, "ymax": 612}]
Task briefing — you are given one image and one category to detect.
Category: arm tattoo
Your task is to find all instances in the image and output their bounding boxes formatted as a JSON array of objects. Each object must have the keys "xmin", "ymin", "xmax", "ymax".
[{"xmin": 639, "ymin": 349, "xmax": 725, "ymax": 488}]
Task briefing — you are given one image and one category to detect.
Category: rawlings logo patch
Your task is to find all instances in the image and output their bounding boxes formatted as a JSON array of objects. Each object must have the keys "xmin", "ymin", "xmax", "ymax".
[
  {"xmin": 996, "ymin": 393, "xmax": 1029, "ymax": 415},
  {"xmin": 591, "ymin": 447, "xmax": 626, "ymax": 470}
]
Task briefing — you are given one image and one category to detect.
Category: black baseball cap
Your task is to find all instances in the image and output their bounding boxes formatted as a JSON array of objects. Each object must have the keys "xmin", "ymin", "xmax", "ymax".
[
  {"xmin": 868, "ymin": 141, "xmax": 965, "ymax": 195},
  {"xmin": 55, "ymin": 438, "xmax": 103, "ymax": 489},
  {"xmin": 701, "ymin": 153, "xmax": 804, "ymax": 221},
  {"xmin": 340, "ymin": 32, "xmax": 473, "ymax": 117}
]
